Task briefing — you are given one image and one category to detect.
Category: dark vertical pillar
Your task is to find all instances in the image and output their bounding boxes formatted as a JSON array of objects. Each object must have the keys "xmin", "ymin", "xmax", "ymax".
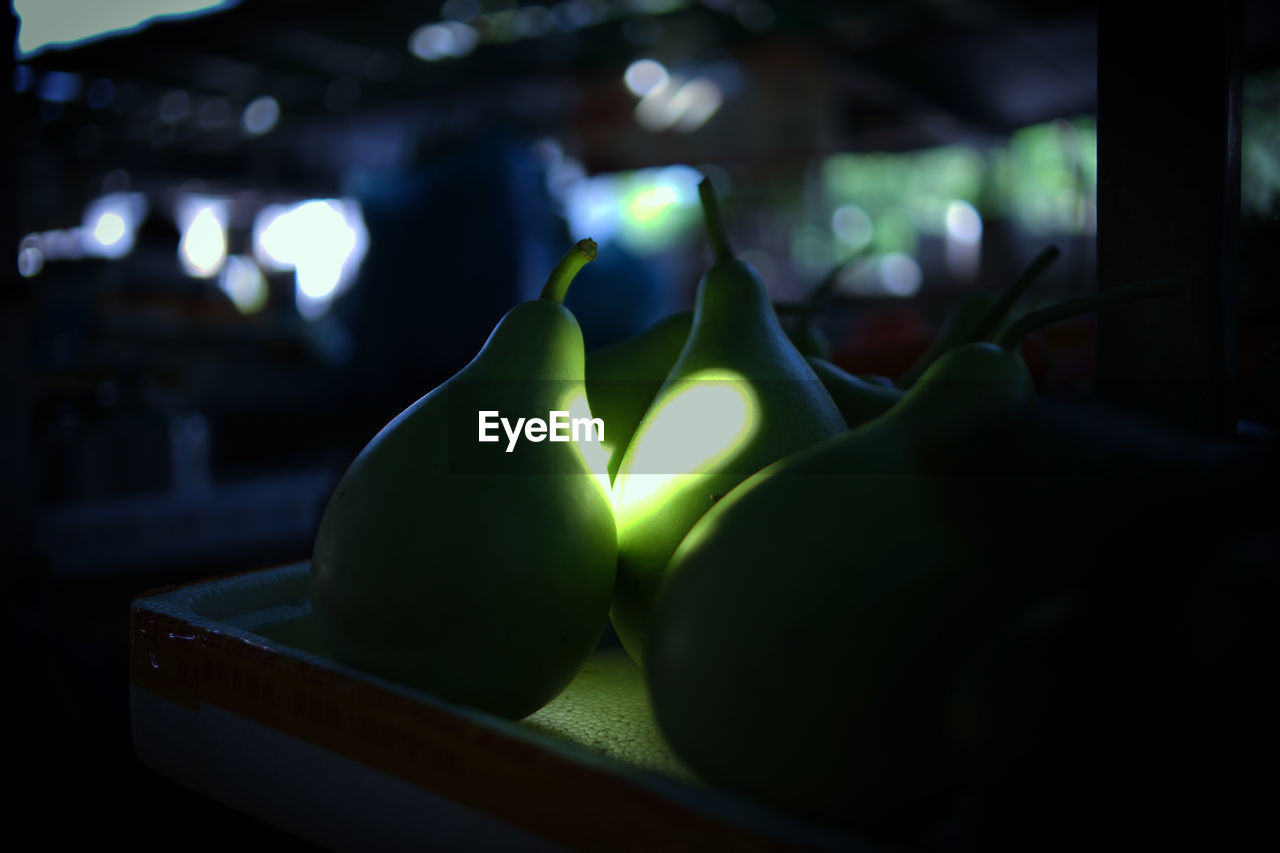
[
  {"xmin": 1096, "ymin": 2, "xmax": 1241, "ymax": 435},
  {"xmin": 1, "ymin": 5, "xmax": 37, "ymax": 578}
]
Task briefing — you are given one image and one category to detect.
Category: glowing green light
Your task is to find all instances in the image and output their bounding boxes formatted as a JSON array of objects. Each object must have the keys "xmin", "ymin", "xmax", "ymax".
[
  {"xmin": 628, "ymin": 185, "xmax": 679, "ymax": 224},
  {"xmin": 612, "ymin": 369, "xmax": 758, "ymax": 527},
  {"xmin": 561, "ymin": 387, "xmax": 613, "ymax": 508}
]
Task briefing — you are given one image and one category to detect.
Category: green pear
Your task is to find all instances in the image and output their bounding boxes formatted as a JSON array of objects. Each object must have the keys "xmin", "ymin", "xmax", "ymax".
[
  {"xmin": 644, "ymin": 278, "xmax": 1182, "ymax": 831},
  {"xmin": 609, "ymin": 178, "xmax": 846, "ymax": 668},
  {"xmin": 585, "ymin": 310, "xmax": 693, "ymax": 483},
  {"xmin": 859, "ymin": 373, "xmax": 899, "ymax": 388},
  {"xmin": 647, "ymin": 342, "xmax": 1034, "ymax": 832},
  {"xmin": 311, "ymin": 239, "xmax": 616, "ymax": 721},
  {"xmin": 786, "ymin": 320, "xmax": 831, "ymax": 360},
  {"xmin": 807, "ymin": 356, "xmax": 904, "ymax": 429}
]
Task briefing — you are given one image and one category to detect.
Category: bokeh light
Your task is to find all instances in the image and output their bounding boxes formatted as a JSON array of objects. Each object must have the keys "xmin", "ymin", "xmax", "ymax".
[
  {"xmin": 218, "ymin": 254, "xmax": 269, "ymax": 314},
  {"xmin": 176, "ymin": 195, "xmax": 229, "ymax": 278},
  {"xmin": 409, "ymin": 21, "xmax": 479, "ymax": 60},
  {"xmin": 241, "ymin": 95, "xmax": 279, "ymax": 136},
  {"xmin": 254, "ymin": 199, "xmax": 369, "ymax": 320},
  {"xmin": 624, "ymin": 59, "xmax": 669, "ymax": 97},
  {"xmin": 832, "ymin": 204, "xmax": 873, "ymax": 250},
  {"xmin": 879, "ymin": 252, "xmax": 923, "ymax": 297},
  {"xmin": 81, "ymin": 192, "xmax": 148, "ymax": 259}
]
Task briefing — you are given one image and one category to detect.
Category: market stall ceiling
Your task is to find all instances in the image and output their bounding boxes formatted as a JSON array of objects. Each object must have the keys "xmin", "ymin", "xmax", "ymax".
[{"xmin": 14, "ymin": 0, "xmax": 1280, "ymax": 185}]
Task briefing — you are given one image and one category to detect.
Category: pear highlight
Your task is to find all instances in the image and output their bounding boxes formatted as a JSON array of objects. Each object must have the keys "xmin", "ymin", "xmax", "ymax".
[{"xmin": 585, "ymin": 310, "xmax": 694, "ymax": 482}]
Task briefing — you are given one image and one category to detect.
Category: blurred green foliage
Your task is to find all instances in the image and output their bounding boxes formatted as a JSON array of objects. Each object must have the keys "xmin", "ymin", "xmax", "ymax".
[
  {"xmin": 1243, "ymin": 70, "xmax": 1280, "ymax": 219},
  {"xmin": 596, "ymin": 89, "xmax": 1280, "ymax": 270},
  {"xmin": 823, "ymin": 117, "xmax": 1096, "ymax": 255},
  {"xmin": 600, "ymin": 116, "xmax": 1103, "ymax": 270}
]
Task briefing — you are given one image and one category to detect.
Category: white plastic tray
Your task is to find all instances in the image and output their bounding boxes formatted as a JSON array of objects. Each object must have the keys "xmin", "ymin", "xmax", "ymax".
[{"xmin": 129, "ymin": 562, "xmax": 873, "ymax": 851}]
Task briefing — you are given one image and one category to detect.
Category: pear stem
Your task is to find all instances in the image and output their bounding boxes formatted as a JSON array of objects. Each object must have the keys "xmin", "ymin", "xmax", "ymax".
[
  {"xmin": 539, "ymin": 238, "xmax": 597, "ymax": 304},
  {"xmin": 994, "ymin": 278, "xmax": 1185, "ymax": 350},
  {"xmin": 698, "ymin": 177, "xmax": 734, "ymax": 262},
  {"xmin": 965, "ymin": 245, "xmax": 1061, "ymax": 344},
  {"xmin": 809, "ymin": 247, "xmax": 870, "ymax": 309}
]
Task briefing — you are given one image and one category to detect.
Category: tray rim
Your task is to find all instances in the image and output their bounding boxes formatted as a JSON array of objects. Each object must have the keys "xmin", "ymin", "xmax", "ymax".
[{"xmin": 129, "ymin": 561, "xmax": 872, "ymax": 853}]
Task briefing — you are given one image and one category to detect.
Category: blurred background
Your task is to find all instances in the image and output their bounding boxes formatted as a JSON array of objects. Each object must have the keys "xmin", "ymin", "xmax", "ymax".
[{"xmin": 3, "ymin": 0, "xmax": 1279, "ymax": 846}]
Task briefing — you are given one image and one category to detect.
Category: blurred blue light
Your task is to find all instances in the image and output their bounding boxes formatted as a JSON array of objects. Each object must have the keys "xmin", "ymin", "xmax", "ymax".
[
  {"xmin": 81, "ymin": 192, "xmax": 148, "ymax": 259},
  {"xmin": 13, "ymin": 65, "xmax": 35, "ymax": 93},
  {"xmin": 564, "ymin": 177, "xmax": 623, "ymax": 247},
  {"xmin": 241, "ymin": 96, "xmax": 280, "ymax": 136},
  {"xmin": 37, "ymin": 70, "xmax": 82, "ymax": 103},
  {"xmin": 409, "ymin": 21, "xmax": 478, "ymax": 61}
]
